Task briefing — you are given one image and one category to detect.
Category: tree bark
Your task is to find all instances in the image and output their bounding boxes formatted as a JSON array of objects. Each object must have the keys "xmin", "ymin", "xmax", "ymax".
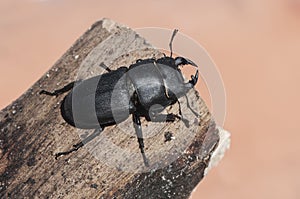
[{"xmin": 0, "ymin": 18, "xmax": 227, "ymax": 199}]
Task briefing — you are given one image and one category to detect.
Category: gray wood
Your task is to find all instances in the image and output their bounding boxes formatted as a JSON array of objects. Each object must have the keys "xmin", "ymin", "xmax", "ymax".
[{"xmin": 0, "ymin": 18, "xmax": 220, "ymax": 199}]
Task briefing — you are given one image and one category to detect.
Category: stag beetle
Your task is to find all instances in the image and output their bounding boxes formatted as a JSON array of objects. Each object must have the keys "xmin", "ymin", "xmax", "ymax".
[{"xmin": 40, "ymin": 29, "xmax": 199, "ymax": 166}]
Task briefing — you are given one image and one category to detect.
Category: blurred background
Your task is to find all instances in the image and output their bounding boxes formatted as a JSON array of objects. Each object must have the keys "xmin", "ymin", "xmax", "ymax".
[{"xmin": 1, "ymin": 0, "xmax": 300, "ymax": 198}]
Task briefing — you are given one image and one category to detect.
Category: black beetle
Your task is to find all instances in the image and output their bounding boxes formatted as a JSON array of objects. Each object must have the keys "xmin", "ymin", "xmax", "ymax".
[{"xmin": 40, "ymin": 29, "xmax": 199, "ymax": 166}]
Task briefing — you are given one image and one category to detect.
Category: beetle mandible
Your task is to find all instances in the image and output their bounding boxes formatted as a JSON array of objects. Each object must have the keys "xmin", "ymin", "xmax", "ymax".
[{"xmin": 40, "ymin": 29, "xmax": 199, "ymax": 167}]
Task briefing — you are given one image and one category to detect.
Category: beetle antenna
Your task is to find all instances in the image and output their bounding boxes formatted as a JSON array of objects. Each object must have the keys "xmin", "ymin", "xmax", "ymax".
[
  {"xmin": 169, "ymin": 29, "xmax": 178, "ymax": 58},
  {"xmin": 99, "ymin": 62, "xmax": 112, "ymax": 73}
]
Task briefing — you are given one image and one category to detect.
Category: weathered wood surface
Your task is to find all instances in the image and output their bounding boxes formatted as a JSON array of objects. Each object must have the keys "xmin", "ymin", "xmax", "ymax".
[{"xmin": 0, "ymin": 19, "xmax": 220, "ymax": 199}]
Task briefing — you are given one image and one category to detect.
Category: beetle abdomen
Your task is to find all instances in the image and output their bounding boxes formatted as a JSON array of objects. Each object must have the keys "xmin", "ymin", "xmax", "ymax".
[{"xmin": 61, "ymin": 67, "xmax": 132, "ymax": 129}]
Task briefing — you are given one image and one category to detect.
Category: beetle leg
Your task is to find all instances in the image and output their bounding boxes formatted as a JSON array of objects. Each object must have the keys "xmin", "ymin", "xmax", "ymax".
[
  {"xmin": 184, "ymin": 94, "xmax": 200, "ymax": 118},
  {"xmin": 148, "ymin": 113, "xmax": 179, "ymax": 122},
  {"xmin": 40, "ymin": 81, "xmax": 77, "ymax": 97},
  {"xmin": 55, "ymin": 128, "xmax": 102, "ymax": 159},
  {"xmin": 133, "ymin": 114, "xmax": 149, "ymax": 167},
  {"xmin": 177, "ymin": 100, "xmax": 183, "ymax": 116},
  {"xmin": 149, "ymin": 113, "xmax": 189, "ymax": 128}
]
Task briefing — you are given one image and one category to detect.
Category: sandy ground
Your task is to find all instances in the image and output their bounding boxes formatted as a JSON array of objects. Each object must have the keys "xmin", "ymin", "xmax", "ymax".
[{"xmin": 1, "ymin": 0, "xmax": 300, "ymax": 198}]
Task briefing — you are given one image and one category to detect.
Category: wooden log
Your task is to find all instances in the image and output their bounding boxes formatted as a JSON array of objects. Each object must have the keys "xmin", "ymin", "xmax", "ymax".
[{"xmin": 0, "ymin": 18, "xmax": 227, "ymax": 199}]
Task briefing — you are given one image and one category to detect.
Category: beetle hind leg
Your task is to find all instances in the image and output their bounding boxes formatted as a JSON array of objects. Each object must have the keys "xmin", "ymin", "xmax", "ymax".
[
  {"xmin": 55, "ymin": 128, "xmax": 103, "ymax": 159},
  {"xmin": 133, "ymin": 114, "xmax": 149, "ymax": 167},
  {"xmin": 55, "ymin": 142, "xmax": 83, "ymax": 159}
]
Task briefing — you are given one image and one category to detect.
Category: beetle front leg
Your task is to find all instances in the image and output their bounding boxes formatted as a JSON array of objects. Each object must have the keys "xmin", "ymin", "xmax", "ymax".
[
  {"xmin": 183, "ymin": 94, "xmax": 200, "ymax": 118},
  {"xmin": 177, "ymin": 100, "xmax": 190, "ymax": 127},
  {"xmin": 149, "ymin": 112, "xmax": 189, "ymax": 128},
  {"xmin": 132, "ymin": 114, "xmax": 149, "ymax": 167}
]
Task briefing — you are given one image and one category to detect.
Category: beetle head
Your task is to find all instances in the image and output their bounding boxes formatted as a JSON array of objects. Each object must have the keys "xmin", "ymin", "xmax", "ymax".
[
  {"xmin": 168, "ymin": 30, "xmax": 199, "ymax": 92},
  {"xmin": 174, "ymin": 56, "xmax": 199, "ymax": 89}
]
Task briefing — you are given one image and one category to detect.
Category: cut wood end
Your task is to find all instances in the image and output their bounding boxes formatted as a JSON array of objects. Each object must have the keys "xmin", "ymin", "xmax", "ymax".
[{"xmin": 204, "ymin": 126, "xmax": 231, "ymax": 176}]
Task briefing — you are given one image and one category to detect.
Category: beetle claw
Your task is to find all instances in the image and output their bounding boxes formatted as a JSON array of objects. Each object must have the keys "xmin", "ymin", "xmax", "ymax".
[
  {"xmin": 142, "ymin": 153, "xmax": 150, "ymax": 167},
  {"xmin": 189, "ymin": 70, "xmax": 199, "ymax": 86}
]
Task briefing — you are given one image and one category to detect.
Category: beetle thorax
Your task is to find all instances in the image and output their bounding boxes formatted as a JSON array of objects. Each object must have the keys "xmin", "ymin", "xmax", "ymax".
[{"xmin": 127, "ymin": 59, "xmax": 187, "ymax": 113}]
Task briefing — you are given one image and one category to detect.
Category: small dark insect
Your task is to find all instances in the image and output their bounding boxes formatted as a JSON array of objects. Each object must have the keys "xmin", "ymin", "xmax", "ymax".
[
  {"xmin": 164, "ymin": 131, "xmax": 174, "ymax": 142},
  {"xmin": 40, "ymin": 29, "xmax": 199, "ymax": 167}
]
